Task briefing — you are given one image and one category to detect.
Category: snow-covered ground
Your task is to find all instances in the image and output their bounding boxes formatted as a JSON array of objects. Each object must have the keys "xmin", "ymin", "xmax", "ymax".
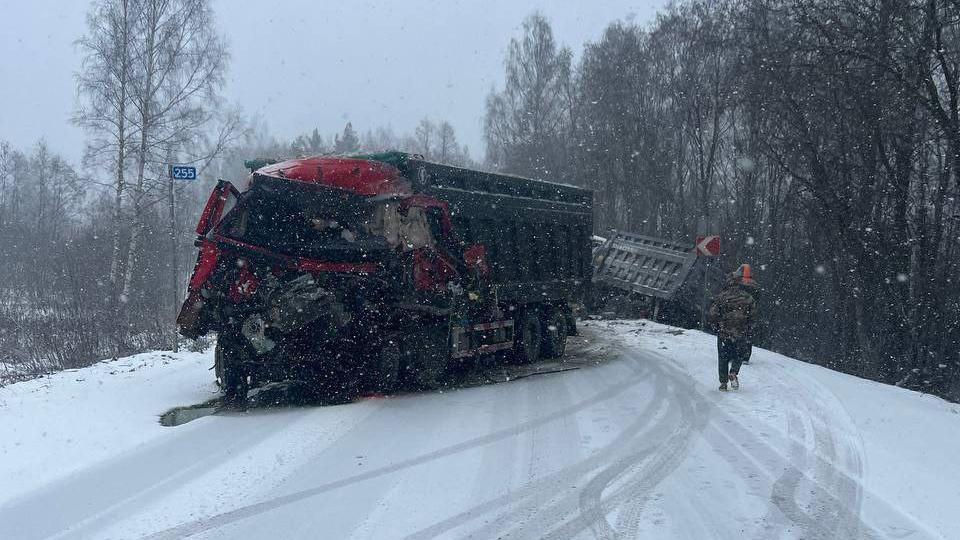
[{"xmin": 1, "ymin": 320, "xmax": 958, "ymax": 539}]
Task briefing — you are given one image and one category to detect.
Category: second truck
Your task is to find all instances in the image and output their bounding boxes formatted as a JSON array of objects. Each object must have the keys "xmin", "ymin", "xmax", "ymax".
[{"xmin": 177, "ymin": 152, "xmax": 593, "ymax": 406}]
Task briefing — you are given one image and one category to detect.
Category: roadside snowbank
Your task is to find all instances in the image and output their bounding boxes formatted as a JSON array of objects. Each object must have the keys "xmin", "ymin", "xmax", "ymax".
[{"xmin": 0, "ymin": 348, "xmax": 215, "ymax": 507}]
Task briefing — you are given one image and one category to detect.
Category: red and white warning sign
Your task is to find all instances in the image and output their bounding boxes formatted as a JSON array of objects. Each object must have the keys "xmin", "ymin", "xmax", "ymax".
[{"xmin": 695, "ymin": 235, "xmax": 721, "ymax": 257}]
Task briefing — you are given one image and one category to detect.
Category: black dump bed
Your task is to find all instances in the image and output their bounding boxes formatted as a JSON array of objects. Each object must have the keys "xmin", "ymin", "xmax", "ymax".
[{"xmin": 396, "ymin": 159, "xmax": 594, "ymax": 305}]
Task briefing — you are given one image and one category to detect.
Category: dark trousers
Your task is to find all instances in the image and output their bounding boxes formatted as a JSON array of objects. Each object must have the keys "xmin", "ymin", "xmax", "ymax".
[{"xmin": 718, "ymin": 337, "xmax": 751, "ymax": 384}]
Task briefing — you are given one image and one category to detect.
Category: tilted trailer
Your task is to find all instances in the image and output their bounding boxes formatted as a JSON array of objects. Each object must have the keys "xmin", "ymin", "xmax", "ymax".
[{"xmin": 592, "ymin": 230, "xmax": 727, "ymax": 324}]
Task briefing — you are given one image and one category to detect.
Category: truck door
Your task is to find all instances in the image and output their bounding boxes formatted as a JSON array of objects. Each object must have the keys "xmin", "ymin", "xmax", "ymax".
[
  {"xmin": 177, "ymin": 180, "xmax": 239, "ymax": 338},
  {"xmin": 195, "ymin": 180, "xmax": 240, "ymax": 239}
]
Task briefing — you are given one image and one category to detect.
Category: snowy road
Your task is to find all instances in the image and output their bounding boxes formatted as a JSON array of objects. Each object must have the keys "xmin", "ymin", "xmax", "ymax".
[{"xmin": 1, "ymin": 321, "xmax": 958, "ymax": 539}]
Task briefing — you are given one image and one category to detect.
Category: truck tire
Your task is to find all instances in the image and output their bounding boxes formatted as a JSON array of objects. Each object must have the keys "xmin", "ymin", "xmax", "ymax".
[
  {"xmin": 311, "ymin": 362, "xmax": 359, "ymax": 405},
  {"xmin": 542, "ymin": 309, "xmax": 568, "ymax": 359},
  {"xmin": 404, "ymin": 323, "xmax": 448, "ymax": 390},
  {"xmin": 513, "ymin": 309, "xmax": 543, "ymax": 364},
  {"xmin": 216, "ymin": 332, "xmax": 249, "ymax": 409},
  {"xmin": 367, "ymin": 334, "xmax": 402, "ymax": 393}
]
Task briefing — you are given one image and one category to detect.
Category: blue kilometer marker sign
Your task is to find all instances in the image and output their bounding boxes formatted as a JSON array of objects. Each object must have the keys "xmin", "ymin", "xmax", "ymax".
[{"xmin": 170, "ymin": 165, "xmax": 197, "ymax": 180}]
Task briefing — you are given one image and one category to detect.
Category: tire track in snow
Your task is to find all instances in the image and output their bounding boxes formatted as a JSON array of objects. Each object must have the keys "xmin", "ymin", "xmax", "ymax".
[
  {"xmin": 767, "ymin": 370, "xmax": 934, "ymax": 539},
  {"xmin": 494, "ymin": 346, "xmax": 676, "ymax": 540},
  {"xmin": 547, "ymin": 325, "xmax": 721, "ymax": 539},
  {"xmin": 402, "ymin": 356, "xmax": 664, "ymax": 539},
  {"xmin": 472, "ymin": 322, "xmax": 704, "ymax": 540},
  {"xmin": 808, "ymin": 413, "xmax": 863, "ymax": 539},
  {"xmin": 0, "ymin": 410, "xmax": 310, "ymax": 540},
  {"xmin": 603, "ymin": 359, "xmax": 714, "ymax": 539},
  {"xmin": 568, "ymin": 374, "xmax": 676, "ymax": 540},
  {"xmin": 702, "ymin": 397, "xmax": 897, "ymax": 540},
  {"xmin": 744, "ymin": 361, "xmax": 870, "ymax": 540},
  {"xmin": 463, "ymin": 380, "xmax": 528, "ymax": 510},
  {"xmin": 582, "ymin": 324, "xmax": 840, "ymax": 539},
  {"xmin": 545, "ymin": 325, "xmax": 927, "ymax": 540},
  {"xmin": 766, "ymin": 410, "xmax": 818, "ymax": 538},
  {"xmin": 690, "ymin": 374, "xmax": 876, "ymax": 538},
  {"xmin": 676, "ymin": 352, "xmax": 911, "ymax": 540},
  {"xmin": 595, "ymin": 327, "xmax": 879, "ymax": 540},
  {"xmin": 559, "ymin": 380, "xmax": 706, "ymax": 540},
  {"xmin": 785, "ymin": 375, "xmax": 869, "ymax": 539},
  {"xmin": 142, "ymin": 360, "xmax": 648, "ymax": 540},
  {"xmin": 430, "ymin": 342, "xmax": 705, "ymax": 540}
]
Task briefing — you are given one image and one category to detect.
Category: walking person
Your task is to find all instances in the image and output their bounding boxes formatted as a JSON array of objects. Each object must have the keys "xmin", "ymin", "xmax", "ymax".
[{"xmin": 709, "ymin": 264, "xmax": 758, "ymax": 391}]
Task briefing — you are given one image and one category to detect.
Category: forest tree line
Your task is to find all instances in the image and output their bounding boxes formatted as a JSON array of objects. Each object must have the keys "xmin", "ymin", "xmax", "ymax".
[{"xmin": 483, "ymin": 1, "xmax": 960, "ymax": 400}]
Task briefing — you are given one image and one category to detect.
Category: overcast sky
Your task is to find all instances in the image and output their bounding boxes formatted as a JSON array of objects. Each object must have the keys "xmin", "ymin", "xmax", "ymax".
[{"xmin": 0, "ymin": 0, "xmax": 669, "ymax": 168}]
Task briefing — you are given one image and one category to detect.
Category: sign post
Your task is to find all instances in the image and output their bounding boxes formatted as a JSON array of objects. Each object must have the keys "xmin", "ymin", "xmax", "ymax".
[
  {"xmin": 696, "ymin": 235, "xmax": 721, "ymax": 329},
  {"xmin": 695, "ymin": 235, "xmax": 721, "ymax": 257},
  {"xmin": 167, "ymin": 164, "xmax": 197, "ymax": 352}
]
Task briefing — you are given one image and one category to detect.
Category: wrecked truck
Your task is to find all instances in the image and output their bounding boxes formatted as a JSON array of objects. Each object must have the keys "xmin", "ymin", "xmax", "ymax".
[{"xmin": 177, "ymin": 152, "xmax": 593, "ymax": 405}]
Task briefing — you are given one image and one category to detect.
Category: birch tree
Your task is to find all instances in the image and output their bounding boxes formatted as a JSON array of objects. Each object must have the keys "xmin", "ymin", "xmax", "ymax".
[
  {"xmin": 121, "ymin": 0, "xmax": 227, "ymax": 303},
  {"xmin": 483, "ymin": 13, "xmax": 573, "ymax": 180},
  {"xmin": 414, "ymin": 118, "xmax": 436, "ymax": 158},
  {"xmin": 75, "ymin": 0, "xmax": 135, "ymax": 304}
]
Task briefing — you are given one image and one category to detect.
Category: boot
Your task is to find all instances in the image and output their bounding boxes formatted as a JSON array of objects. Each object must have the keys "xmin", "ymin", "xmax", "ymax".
[
  {"xmin": 719, "ymin": 382, "xmax": 728, "ymax": 391},
  {"xmin": 729, "ymin": 372, "xmax": 739, "ymax": 390}
]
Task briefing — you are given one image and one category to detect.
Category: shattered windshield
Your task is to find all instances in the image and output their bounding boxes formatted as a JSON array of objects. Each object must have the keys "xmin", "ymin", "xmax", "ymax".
[
  {"xmin": 220, "ymin": 185, "xmax": 387, "ymax": 259},
  {"xmin": 366, "ymin": 201, "xmax": 435, "ymax": 251},
  {"xmin": 218, "ymin": 188, "xmax": 438, "ymax": 260}
]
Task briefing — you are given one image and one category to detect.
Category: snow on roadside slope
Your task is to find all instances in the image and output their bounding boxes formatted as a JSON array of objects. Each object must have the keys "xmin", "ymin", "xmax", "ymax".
[
  {"xmin": 0, "ymin": 348, "xmax": 215, "ymax": 507},
  {"xmin": 592, "ymin": 319, "xmax": 960, "ymax": 540}
]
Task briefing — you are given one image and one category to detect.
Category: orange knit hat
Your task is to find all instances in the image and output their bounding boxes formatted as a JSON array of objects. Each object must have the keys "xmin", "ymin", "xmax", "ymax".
[{"xmin": 729, "ymin": 263, "xmax": 755, "ymax": 286}]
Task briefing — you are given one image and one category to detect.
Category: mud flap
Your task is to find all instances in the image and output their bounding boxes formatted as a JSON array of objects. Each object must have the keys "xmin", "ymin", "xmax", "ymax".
[{"xmin": 217, "ymin": 330, "xmax": 251, "ymax": 409}]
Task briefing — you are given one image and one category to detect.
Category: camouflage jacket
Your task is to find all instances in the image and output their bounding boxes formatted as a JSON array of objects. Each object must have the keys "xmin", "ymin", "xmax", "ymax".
[{"xmin": 709, "ymin": 284, "xmax": 757, "ymax": 341}]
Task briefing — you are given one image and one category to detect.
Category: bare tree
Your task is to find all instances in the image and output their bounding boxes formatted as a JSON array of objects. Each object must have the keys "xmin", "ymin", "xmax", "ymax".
[
  {"xmin": 436, "ymin": 121, "xmax": 457, "ymax": 163},
  {"xmin": 360, "ymin": 125, "xmax": 400, "ymax": 152},
  {"xmin": 74, "ymin": 0, "xmax": 135, "ymax": 307},
  {"xmin": 484, "ymin": 13, "xmax": 573, "ymax": 179},
  {"xmin": 121, "ymin": 0, "xmax": 228, "ymax": 303},
  {"xmin": 414, "ymin": 118, "xmax": 436, "ymax": 158}
]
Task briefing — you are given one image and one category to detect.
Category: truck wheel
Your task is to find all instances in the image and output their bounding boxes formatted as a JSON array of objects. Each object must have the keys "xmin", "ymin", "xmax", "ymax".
[
  {"xmin": 217, "ymin": 332, "xmax": 249, "ymax": 408},
  {"xmin": 542, "ymin": 310, "xmax": 568, "ymax": 359},
  {"xmin": 314, "ymin": 364, "xmax": 359, "ymax": 405},
  {"xmin": 513, "ymin": 309, "xmax": 543, "ymax": 364},
  {"xmin": 367, "ymin": 334, "xmax": 402, "ymax": 393},
  {"xmin": 404, "ymin": 323, "xmax": 448, "ymax": 390}
]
